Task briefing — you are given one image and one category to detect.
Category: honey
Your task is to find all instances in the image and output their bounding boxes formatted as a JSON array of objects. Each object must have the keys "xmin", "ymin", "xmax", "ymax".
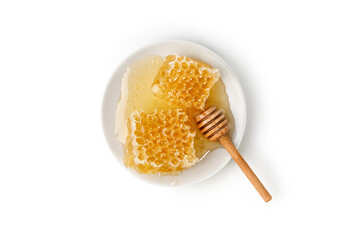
[
  {"xmin": 127, "ymin": 109, "xmax": 197, "ymax": 174},
  {"xmin": 115, "ymin": 55, "xmax": 235, "ymax": 174},
  {"xmin": 152, "ymin": 55, "xmax": 220, "ymax": 110}
]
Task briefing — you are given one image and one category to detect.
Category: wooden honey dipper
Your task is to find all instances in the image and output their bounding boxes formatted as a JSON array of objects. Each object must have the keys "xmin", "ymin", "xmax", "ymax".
[{"xmin": 195, "ymin": 106, "xmax": 272, "ymax": 202}]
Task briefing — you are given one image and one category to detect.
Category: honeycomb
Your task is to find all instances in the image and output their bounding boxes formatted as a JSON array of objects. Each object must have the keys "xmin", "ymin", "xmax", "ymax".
[
  {"xmin": 126, "ymin": 109, "xmax": 198, "ymax": 174},
  {"xmin": 151, "ymin": 55, "xmax": 220, "ymax": 110}
]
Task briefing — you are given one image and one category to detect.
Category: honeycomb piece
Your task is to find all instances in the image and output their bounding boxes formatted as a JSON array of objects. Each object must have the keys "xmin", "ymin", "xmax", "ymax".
[
  {"xmin": 127, "ymin": 109, "xmax": 198, "ymax": 174},
  {"xmin": 152, "ymin": 55, "xmax": 220, "ymax": 110}
]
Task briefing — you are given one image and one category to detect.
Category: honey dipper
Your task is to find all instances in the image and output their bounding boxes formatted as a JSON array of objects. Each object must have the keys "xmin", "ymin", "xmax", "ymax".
[{"xmin": 195, "ymin": 106, "xmax": 272, "ymax": 202}]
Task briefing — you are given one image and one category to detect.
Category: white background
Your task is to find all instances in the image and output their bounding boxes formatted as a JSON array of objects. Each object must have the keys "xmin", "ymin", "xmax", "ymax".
[{"xmin": 1, "ymin": 0, "xmax": 359, "ymax": 239}]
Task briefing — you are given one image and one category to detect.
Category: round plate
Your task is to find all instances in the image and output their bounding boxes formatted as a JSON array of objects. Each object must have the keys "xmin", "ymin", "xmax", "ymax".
[{"xmin": 102, "ymin": 40, "xmax": 246, "ymax": 186}]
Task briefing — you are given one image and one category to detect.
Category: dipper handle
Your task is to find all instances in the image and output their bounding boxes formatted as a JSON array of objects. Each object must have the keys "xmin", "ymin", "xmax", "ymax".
[{"xmin": 219, "ymin": 135, "xmax": 272, "ymax": 202}]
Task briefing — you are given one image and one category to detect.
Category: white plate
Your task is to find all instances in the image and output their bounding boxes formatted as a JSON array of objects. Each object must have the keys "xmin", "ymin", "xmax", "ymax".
[{"xmin": 102, "ymin": 40, "xmax": 246, "ymax": 186}]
